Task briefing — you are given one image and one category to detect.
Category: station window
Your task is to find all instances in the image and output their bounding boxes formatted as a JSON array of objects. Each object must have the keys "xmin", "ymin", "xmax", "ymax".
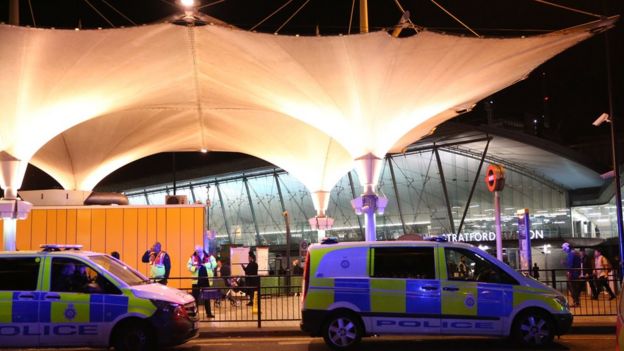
[
  {"xmin": 0, "ymin": 257, "xmax": 41, "ymax": 291},
  {"xmin": 372, "ymin": 247, "xmax": 435, "ymax": 279}
]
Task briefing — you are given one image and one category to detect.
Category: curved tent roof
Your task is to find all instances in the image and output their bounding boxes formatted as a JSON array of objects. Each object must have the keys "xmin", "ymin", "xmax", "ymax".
[{"xmin": 0, "ymin": 16, "xmax": 617, "ymax": 211}]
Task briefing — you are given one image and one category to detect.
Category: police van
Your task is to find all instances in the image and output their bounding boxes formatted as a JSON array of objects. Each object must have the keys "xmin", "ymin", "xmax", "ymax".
[
  {"xmin": 300, "ymin": 240, "xmax": 572, "ymax": 350},
  {"xmin": 0, "ymin": 245, "xmax": 198, "ymax": 350}
]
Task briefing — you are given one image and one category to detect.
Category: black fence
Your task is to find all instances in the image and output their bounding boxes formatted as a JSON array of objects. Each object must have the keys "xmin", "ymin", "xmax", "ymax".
[
  {"xmin": 520, "ymin": 268, "xmax": 620, "ymax": 316},
  {"xmin": 162, "ymin": 268, "xmax": 619, "ymax": 326},
  {"xmin": 163, "ymin": 275, "xmax": 303, "ymax": 326}
]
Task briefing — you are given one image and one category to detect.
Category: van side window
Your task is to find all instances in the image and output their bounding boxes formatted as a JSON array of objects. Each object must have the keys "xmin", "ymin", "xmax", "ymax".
[
  {"xmin": 51, "ymin": 258, "xmax": 121, "ymax": 294},
  {"xmin": 0, "ymin": 257, "xmax": 40, "ymax": 291},
  {"xmin": 373, "ymin": 247, "xmax": 435, "ymax": 279},
  {"xmin": 445, "ymin": 248, "xmax": 517, "ymax": 285}
]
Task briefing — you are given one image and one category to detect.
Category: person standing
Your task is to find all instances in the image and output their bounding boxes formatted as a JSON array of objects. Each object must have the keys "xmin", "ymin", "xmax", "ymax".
[
  {"xmin": 562, "ymin": 243, "xmax": 581, "ymax": 307},
  {"xmin": 579, "ymin": 249, "xmax": 597, "ymax": 299},
  {"xmin": 532, "ymin": 262, "xmax": 540, "ymax": 280},
  {"xmin": 187, "ymin": 245, "xmax": 217, "ymax": 318},
  {"xmin": 292, "ymin": 259, "xmax": 304, "ymax": 275},
  {"xmin": 594, "ymin": 249, "xmax": 616, "ymax": 300},
  {"xmin": 141, "ymin": 242, "xmax": 171, "ymax": 285},
  {"xmin": 241, "ymin": 252, "xmax": 259, "ymax": 306}
]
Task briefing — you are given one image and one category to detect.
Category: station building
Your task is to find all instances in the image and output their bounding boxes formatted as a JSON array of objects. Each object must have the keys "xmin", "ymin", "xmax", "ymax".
[{"xmin": 114, "ymin": 124, "xmax": 621, "ymax": 272}]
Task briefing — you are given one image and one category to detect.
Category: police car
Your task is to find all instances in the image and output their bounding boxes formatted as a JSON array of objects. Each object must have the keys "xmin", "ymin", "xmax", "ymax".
[
  {"xmin": 300, "ymin": 240, "xmax": 572, "ymax": 350},
  {"xmin": 0, "ymin": 244, "xmax": 198, "ymax": 350}
]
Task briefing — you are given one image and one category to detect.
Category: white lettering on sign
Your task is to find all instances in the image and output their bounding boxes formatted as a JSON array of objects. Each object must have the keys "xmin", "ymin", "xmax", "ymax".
[{"xmin": 440, "ymin": 230, "xmax": 543, "ymax": 242}]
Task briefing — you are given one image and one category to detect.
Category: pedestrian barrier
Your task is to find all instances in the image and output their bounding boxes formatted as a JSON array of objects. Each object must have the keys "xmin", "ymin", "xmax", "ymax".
[
  {"xmin": 163, "ymin": 268, "xmax": 619, "ymax": 327},
  {"xmin": 521, "ymin": 268, "xmax": 620, "ymax": 316},
  {"xmin": 164, "ymin": 275, "xmax": 303, "ymax": 326}
]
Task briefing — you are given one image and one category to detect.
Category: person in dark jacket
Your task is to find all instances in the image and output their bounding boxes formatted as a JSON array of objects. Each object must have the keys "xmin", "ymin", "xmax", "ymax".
[
  {"xmin": 563, "ymin": 242, "xmax": 581, "ymax": 307},
  {"xmin": 241, "ymin": 252, "xmax": 259, "ymax": 306},
  {"xmin": 292, "ymin": 259, "xmax": 304, "ymax": 275},
  {"xmin": 532, "ymin": 263, "xmax": 540, "ymax": 280},
  {"xmin": 579, "ymin": 249, "xmax": 598, "ymax": 299}
]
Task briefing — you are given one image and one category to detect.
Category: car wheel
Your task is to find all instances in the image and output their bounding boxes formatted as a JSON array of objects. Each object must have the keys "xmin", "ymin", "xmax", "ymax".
[
  {"xmin": 322, "ymin": 312, "xmax": 363, "ymax": 350},
  {"xmin": 512, "ymin": 309, "xmax": 555, "ymax": 347},
  {"xmin": 112, "ymin": 321, "xmax": 153, "ymax": 351}
]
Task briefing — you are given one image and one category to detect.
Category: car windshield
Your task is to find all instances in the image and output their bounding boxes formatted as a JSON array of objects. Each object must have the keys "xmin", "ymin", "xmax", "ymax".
[{"xmin": 90, "ymin": 255, "xmax": 148, "ymax": 286}]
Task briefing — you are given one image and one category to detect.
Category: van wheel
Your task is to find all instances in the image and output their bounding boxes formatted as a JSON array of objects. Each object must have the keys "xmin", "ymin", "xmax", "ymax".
[
  {"xmin": 112, "ymin": 321, "xmax": 153, "ymax": 351},
  {"xmin": 512, "ymin": 309, "xmax": 555, "ymax": 347},
  {"xmin": 322, "ymin": 312, "xmax": 363, "ymax": 350}
]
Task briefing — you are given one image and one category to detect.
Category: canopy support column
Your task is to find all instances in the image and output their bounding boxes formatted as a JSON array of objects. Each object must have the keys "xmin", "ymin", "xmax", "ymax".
[
  {"xmin": 351, "ymin": 153, "xmax": 388, "ymax": 242},
  {"xmin": 308, "ymin": 191, "xmax": 334, "ymax": 242},
  {"xmin": 359, "ymin": 0, "xmax": 368, "ymax": 33},
  {"xmin": 347, "ymin": 172, "xmax": 364, "ymax": 239},
  {"xmin": 0, "ymin": 154, "xmax": 32, "ymax": 251}
]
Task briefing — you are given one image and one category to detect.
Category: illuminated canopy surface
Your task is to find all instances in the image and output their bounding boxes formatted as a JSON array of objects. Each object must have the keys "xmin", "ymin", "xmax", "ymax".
[{"xmin": 0, "ymin": 17, "xmax": 615, "ymax": 203}]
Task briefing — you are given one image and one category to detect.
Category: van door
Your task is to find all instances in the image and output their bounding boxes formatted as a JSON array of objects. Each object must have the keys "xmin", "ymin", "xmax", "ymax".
[
  {"xmin": 0, "ymin": 256, "xmax": 43, "ymax": 348},
  {"xmin": 441, "ymin": 248, "xmax": 515, "ymax": 336},
  {"xmin": 40, "ymin": 257, "xmax": 124, "ymax": 347},
  {"xmin": 369, "ymin": 246, "xmax": 440, "ymax": 335}
]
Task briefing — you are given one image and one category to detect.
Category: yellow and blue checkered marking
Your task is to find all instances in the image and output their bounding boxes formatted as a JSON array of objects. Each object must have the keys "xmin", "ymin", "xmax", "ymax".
[
  {"xmin": 406, "ymin": 280, "xmax": 441, "ymax": 314},
  {"xmin": 477, "ymin": 283, "xmax": 513, "ymax": 318},
  {"xmin": 12, "ymin": 292, "xmax": 41, "ymax": 323},
  {"xmin": 335, "ymin": 279, "xmax": 370, "ymax": 311},
  {"xmin": 9, "ymin": 293, "xmax": 129, "ymax": 323},
  {"xmin": 90, "ymin": 295, "xmax": 129, "ymax": 322},
  {"xmin": 318, "ymin": 278, "xmax": 520, "ymax": 319}
]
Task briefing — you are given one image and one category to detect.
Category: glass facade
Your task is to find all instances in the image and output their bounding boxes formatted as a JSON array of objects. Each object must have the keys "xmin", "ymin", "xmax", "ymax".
[{"xmin": 124, "ymin": 148, "xmax": 594, "ymax": 251}]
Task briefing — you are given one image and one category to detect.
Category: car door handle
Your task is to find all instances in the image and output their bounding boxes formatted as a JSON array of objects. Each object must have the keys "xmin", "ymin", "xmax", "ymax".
[
  {"xmin": 17, "ymin": 293, "xmax": 35, "ymax": 300},
  {"xmin": 44, "ymin": 294, "xmax": 61, "ymax": 300},
  {"xmin": 443, "ymin": 287, "xmax": 459, "ymax": 292},
  {"xmin": 422, "ymin": 286, "xmax": 439, "ymax": 291}
]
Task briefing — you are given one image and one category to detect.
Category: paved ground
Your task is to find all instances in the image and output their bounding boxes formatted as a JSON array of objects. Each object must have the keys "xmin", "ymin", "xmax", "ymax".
[
  {"xmin": 196, "ymin": 316, "xmax": 618, "ymax": 337},
  {"xmin": 171, "ymin": 334, "xmax": 615, "ymax": 351}
]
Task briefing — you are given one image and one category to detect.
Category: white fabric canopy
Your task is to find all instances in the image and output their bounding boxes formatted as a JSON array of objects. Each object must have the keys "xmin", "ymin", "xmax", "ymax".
[{"xmin": 0, "ymin": 17, "xmax": 616, "ymax": 209}]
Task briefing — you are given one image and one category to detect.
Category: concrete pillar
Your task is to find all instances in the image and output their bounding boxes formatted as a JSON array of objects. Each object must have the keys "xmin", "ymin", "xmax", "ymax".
[
  {"xmin": 351, "ymin": 153, "xmax": 388, "ymax": 241},
  {"xmin": 309, "ymin": 190, "xmax": 334, "ymax": 242},
  {"xmin": 0, "ymin": 153, "xmax": 32, "ymax": 251}
]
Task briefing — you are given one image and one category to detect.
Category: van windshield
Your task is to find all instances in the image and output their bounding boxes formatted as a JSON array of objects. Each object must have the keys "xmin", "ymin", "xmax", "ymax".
[{"xmin": 90, "ymin": 255, "xmax": 148, "ymax": 286}]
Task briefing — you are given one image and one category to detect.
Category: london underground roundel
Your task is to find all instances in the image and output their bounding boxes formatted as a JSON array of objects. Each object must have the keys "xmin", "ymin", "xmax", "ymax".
[{"xmin": 485, "ymin": 164, "xmax": 505, "ymax": 192}]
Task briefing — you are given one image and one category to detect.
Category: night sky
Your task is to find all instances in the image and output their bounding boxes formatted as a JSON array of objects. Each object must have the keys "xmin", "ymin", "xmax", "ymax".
[{"xmin": 1, "ymin": 0, "xmax": 622, "ymax": 191}]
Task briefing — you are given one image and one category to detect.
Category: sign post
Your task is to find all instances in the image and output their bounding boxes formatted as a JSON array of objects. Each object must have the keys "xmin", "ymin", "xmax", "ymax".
[
  {"xmin": 485, "ymin": 164, "xmax": 505, "ymax": 261},
  {"xmin": 517, "ymin": 208, "xmax": 532, "ymax": 272}
]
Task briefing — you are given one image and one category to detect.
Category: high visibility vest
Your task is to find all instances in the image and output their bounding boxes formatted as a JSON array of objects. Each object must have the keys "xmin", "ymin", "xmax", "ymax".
[
  {"xmin": 149, "ymin": 251, "xmax": 167, "ymax": 279},
  {"xmin": 187, "ymin": 253, "xmax": 216, "ymax": 285}
]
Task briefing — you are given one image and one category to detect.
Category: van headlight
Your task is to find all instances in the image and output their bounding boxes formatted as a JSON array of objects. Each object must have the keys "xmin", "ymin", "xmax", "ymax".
[
  {"xmin": 151, "ymin": 299, "xmax": 178, "ymax": 312},
  {"xmin": 554, "ymin": 295, "xmax": 569, "ymax": 310}
]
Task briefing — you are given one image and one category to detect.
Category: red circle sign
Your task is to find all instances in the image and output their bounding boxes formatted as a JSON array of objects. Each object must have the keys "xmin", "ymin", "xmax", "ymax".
[{"xmin": 485, "ymin": 164, "xmax": 505, "ymax": 192}]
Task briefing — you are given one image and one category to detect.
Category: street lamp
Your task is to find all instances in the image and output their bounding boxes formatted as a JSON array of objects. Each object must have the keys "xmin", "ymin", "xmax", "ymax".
[{"xmin": 593, "ymin": 112, "xmax": 624, "ymax": 278}]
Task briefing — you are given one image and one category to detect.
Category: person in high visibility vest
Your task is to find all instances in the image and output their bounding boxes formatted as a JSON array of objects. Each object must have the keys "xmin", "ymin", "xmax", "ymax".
[
  {"xmin": 187, "ymin": 245, "xmax": 217, "ymax": 318},
  {"xmin": 142, "ymin": 241, "xmax": 171, "ymax": 285}
]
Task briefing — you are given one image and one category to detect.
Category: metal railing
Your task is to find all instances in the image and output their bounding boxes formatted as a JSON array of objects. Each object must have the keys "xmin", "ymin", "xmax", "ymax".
[
  {"xmin": 163, "ymin": 275, "xmax": 303, "ymax": 326},
  {"xmin": 521, "ymin": 268, "xmax": 620, "ymax": 316},
  {"xmin": 161, "ymin": 268, "xmax": 619, "ymax": 327}
]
